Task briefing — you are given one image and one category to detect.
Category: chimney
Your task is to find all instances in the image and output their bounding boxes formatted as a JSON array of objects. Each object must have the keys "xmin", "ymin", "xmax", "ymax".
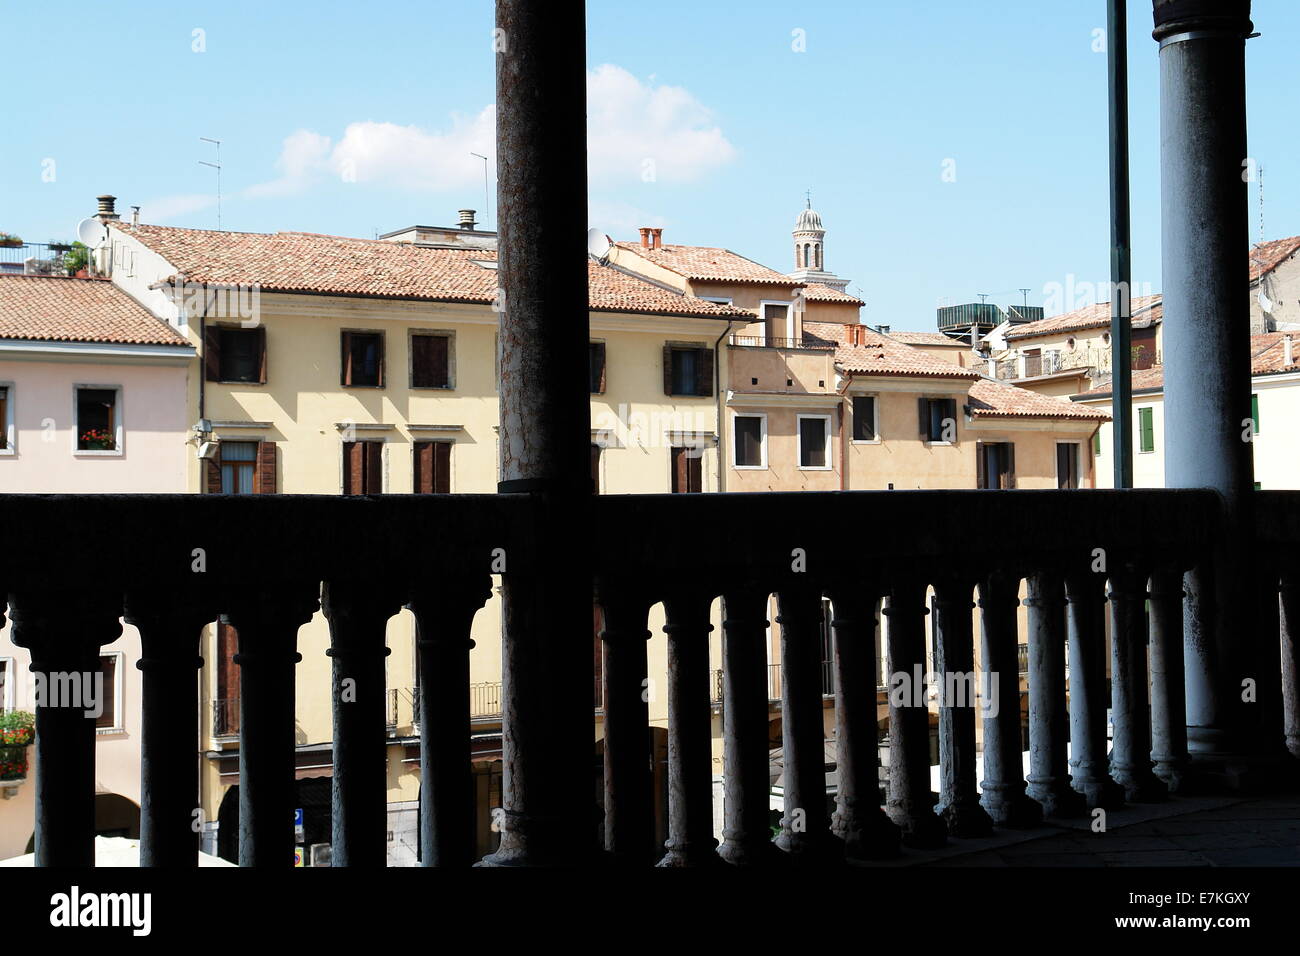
[
  {"xmin": 638, "ymin": 227, "xmax": 651, "ymax": 249},
  {"xmin": 649, "ymin": 227, "xmax": 663, "ymax": 250},
  {"xmin": 96, "ymin": 194, "xmax": 119, "ymax": 221},
  {"xmin": 130, "ymin": 205, "xmax": 140, "ymax": 226},
  {"xmin": 457, "ymin": 209, "xmax": 477, "ymax": 230},
  {"xmin": 1286, "ymin": 333, "xmax": 1294, "ymax": 367}
]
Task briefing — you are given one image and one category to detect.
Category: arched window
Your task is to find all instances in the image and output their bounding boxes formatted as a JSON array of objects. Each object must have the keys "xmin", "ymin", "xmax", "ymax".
[
  {"xmin": 803, "ymin": 243, "xmax": 810, "ymax": 269},
  {"xmin": 814, "ymin": 244, "xmax": 821, "ymax": 270}
]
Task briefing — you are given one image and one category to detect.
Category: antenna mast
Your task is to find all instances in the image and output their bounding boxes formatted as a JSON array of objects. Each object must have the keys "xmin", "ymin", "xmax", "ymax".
[
  {"xmin": 199, "ymin": 137, "xmax": 222, "ymax": 230},
  {"xmin": 471, "ymin": 152, "xmax": 490, "ymax": 228}
]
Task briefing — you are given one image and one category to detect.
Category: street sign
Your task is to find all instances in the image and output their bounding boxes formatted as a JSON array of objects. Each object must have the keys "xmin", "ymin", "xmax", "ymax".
[{"xmin": 294, "ymin": 847, "xmax": 305, "ymax": 867}]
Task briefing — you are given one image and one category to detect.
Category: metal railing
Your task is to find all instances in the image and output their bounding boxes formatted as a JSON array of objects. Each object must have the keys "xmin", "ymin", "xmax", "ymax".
[
  {"xmin": 728, "ymin": 334, "xmax": 835, "ymax": 350},
  {"xmin": 212, "ymin": 698, "xmax": 238, "ymax": 738}
]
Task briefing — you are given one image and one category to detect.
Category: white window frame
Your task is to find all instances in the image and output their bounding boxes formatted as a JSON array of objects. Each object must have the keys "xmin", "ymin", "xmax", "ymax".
[
  {"xmin": 0, "ymin": 657, "xmax": 14, "ymax": 712},
  {"xmin": 732, "ymin": 413, "xmax": 768, "ymax": 470},
  {"xmin": 96, "ymin": 650, "xmax": 126, "ymax": 735},
  {"xmin": 796, "ymin": 413, "xmax": 833, "ymax": 471},
  {"xmin": 923, "ymin": 396, "xmax": 957, "ymax": 446},
  {"xmin": 850, "ymin": 394, "xmax": 880, "ymax": 445},
  {"xmin": 1054, "ymin": 440, "xmax": 1082, "ymax": 489},
  {"xmin": 72, "ymin": 384, "xmax": 124, "ymax": 457},
  {"xmin": 0, "ymin": 381, "xmax": 15, "ymax": 456},
  {"xmin": 758, "ymin": 300, "xmax": 793, "ymax": 345}
]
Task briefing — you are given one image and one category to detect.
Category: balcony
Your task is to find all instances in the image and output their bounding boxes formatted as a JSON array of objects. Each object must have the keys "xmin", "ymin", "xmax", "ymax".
[
  {"xmin": 997, "ymin": 346, "xmax": 1161, "ymax": 382},
  {"xmin": 4, "ymin": 488, "xmax": 1296, "ymax": 866},
  {"xmin": 728, "ymin": 334, "xmax": 834, "ymax": 351}
]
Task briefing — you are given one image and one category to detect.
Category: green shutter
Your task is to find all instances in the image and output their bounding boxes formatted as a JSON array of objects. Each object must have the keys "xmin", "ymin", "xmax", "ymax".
[
  {"xmin": 1251, "ymin": 394, "xmax": 1259, "ymax": 435},
  {"xmin": 1139, "ymin": 407, "xmax": 1154, "ymax": 453},
  {"xmin": 1092, "ymin": 430, "xmax": 1101, "ymax": 456}
]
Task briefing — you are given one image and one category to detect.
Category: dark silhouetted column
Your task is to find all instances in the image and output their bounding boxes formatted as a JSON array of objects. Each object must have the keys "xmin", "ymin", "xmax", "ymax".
[
  {"xmin": 1024, "ymin": 572, "xmax": 1084, "ymax": 817},
  {"xmin": 1065, "ymin": 572, "xmax": 1125, "ymax": 809},
  {"xmin": 1108, "ymin": 567, "xmax": 1167, "ymax": 802}
]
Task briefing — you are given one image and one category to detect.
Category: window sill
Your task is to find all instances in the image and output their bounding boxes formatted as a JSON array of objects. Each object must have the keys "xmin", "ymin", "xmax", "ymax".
[
  {"xmin": 798, "ymin": 465, "xmax": 834, "ymax": 471},
  {"xmin": 925, "ymin": 441, "xmax": 955, "ymax": 447},
  {"xmin": 95, "ymin": 727, "xmax": 126, "ymax": 737},
  {"xmin": 341, "ymin": 384, "xmax": 386, "ymax": 390},
  {"xmin": 74, "ymin": 449, "xmax": 124, "ymax": 457},
  {"xmin": 411, "ymin": 384, "xmax": 455, "ymax": 391},
  {"xmin": 850, "ymin": 439, "xmax": 880, "ymax": 446}
]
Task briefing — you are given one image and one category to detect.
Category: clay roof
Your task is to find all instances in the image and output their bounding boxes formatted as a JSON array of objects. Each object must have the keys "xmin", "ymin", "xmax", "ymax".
[
  {"xmin": 803, "ymin": 321, "xmax": 978, "ymax": 379},
  {"xmin": 1076, "ymin": 335, "xmax": 1300, "ymax": 398},
  {"xmin": 612, "ymin": 241, "xmax": 798, "ymax": 286},
  {"xmin": 886, "ymin": 330, "xmax": 970, "ymax": 347},
  {"xmin": 0, "ymin": 274, "xmax": 188, "ymax": 346},
  {"xmin": 802, "ymin": 283, "xmax": 863, "ymax": 305},
  {"xmin": 968, "ymin": 377, "xmax": 1109, "ymax": 421},
  {"xmin": 110, "ymin": 223, "xmax": 749, "ymax": 319},
  {"xmin": 1005, "ymin": 295, "xmax": 1163, "ymax": 342},
  {"xmin": 1249, "ymin": 236, "xmax": 1300, "ymax": 283}
]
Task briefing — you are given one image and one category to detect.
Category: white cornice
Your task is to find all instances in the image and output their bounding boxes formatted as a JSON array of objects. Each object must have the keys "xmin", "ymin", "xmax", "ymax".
[{"xmin": 0, "ymin": 338, "xmax": 194, "ymax": 364}]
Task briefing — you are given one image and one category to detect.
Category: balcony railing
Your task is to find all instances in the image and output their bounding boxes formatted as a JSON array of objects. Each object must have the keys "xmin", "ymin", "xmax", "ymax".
[
  {"xmin": 211, "ymin": 698, "xmax": 238, "ymax": 738},
  {"xmin": 3, "ymin": 489, "xmax": 1297, "ymax": 866},
  {"xmin": 998, "ymin": 346, "xmax": 1162, "ymax": 382},
  {"xmin": 728, "ymin": 334, "xmax": 834, "ymax": 350}
]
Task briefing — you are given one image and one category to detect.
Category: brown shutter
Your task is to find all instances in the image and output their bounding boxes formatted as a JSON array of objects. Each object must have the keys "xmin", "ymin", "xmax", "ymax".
[
  {"xmin": 256, "ymin": 326, "xmax": 268, "ymax": 384},
  {"xmin": 376, "ymin": 333, "xmax": 386, "ymax": 387},
  {"xmin": 414, "ymin": 441, "xmax": 432, "ymax": 493},
  {"xmin": 433, "ymin": 441, "xmax": 451, "ymax": 493},
  {"xmin": 204, "ymin": 458, "xmax": 222, "ymax": 494},
  {"xmin": 416, "ymin": 335, "xmax": 450, "ymax": 387},
  {"xmin": 365, "ymin": 441, "xmax": 383, "ymax": 493},
  {"xmin": 341, "ymin": 331, "xmax": 353, "ymax": 386},
  {"xmin": 256, "ymin": 441, "xmax": 277, "ymax": 494},
  {"xmin": 671, "ymin": 447, "xmax": 685, "ymax": 493},
  {"xmin": 590, "ymin": 443, "xmax": 601, "ymax": 493},
  {"xmin": 918, "ymin": 397, "xmax": 929, "ymax": 436},
  {"xmin": 663, "ymin": 346, "xmax": 674, "ymax": 395},
  {"xmin": 590, "ymin": 342, "xmax": 606, "ymax": 394},
  {"xmin": 1005, "ymin": 442, "xmax": 1016, "ymax": 489},
  {"xmin": 217, "ymin": 621, "xmax": 241, "ymax": 734},
  {"xmin": 696, "ymin": 348, "xmax": 714, "ymax": 397},
  {"xmin": 344, "ymin": 441, "xmax": 362, "ymax": 494},
  {"xmin": 205, "ymin": 325, "xmax": 221, "ymax": 381},
  {"xmin": 976, "ymin": 441, "xmax": 986, "ymax": 489},
  {"xmin": 688, "ymin": 450, "xmax": 702, "ymax": 492}
]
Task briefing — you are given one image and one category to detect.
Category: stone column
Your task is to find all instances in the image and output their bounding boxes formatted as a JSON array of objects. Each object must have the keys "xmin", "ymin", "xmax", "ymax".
[
  {"xmin": 773, "ymin": 585, "xmax": 840, "ymax": 862},
  {"xmin": 597, "ymin": 585, "xmax": 654, "ymax": 864},
  {"xmin": 978, "ymin": 572, "xmax": 1041, "ymax": 827},
  {"xmin": 1065, "ymin": 573, "xmax": 1126, "ymax": 809},
  {"xmin": 1148, "ymin": 568, "xmax": 1189, "ymax": 789},
  {"xmin": 717, "ymin": 588, "xmax": 778, "ymax": 865},
  {"xmin": 8, "ymin": 588, "xmax": 122, "ymax": 867},
  {"xmin": 125, "ymin": 590, "xmax": 215, "ymax": 867},
  {"xmin": 322, "ymin": 579, "xmax": 404, "ymax": 867},
  {"xmin": 883, "ymin": 580, "xmax": 946, "ymax": 847},
  {"xmin": 930, "ymin": 577, "xmax": 993, "ymax": 836},
  {"xmin": 1280, "ymin": 571, "xmax": 1300, "ymax": 759},
  {"xmin": 1153, "ymin": 0, "xmax": 1256, "ymax": 766},
  {"xmin": 658, "ymin": 591, "xmax": 720, "ymax": 866},
  {"xmin": 1108, "ymin": 567, "xmax": 1168, "ymax": 802},
  {"xmin": 484, "ymin": 0, "xmax": 594, "ymax": 866},
  {"xmin": 826, "ymin": 585, "xmax": 899, "ymax": 859},
  {"xmin": 225, "ymin": 583, "xmax": 319, "ymax": 867},
  {"xmin": 1023, "ymin": 572, "xmax": 1084, "ymax": 817}
]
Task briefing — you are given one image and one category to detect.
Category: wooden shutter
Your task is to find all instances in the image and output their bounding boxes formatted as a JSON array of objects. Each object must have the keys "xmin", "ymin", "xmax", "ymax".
[
  {"xmin": 663, "ymin": 346, "xmax": 674, "ymax": 395},
  {"xmin": 943, "ymin": 399, "xmax": 957, "ymax": 437},
  {"xmin": 589, "ymin": 342, "xmax": 607, "ymax": 394},
  {"xmin": 375, "ymin": 333, "xmax": 386, "ymax": 387},
  {"xmin": 687, "ymin": 450, "xmax": 702, "ymax": 492},
  {"xmin": 671, "ymin": 447, "xmax": 686, "ymax": 493},
  {"xmin": 365, "ymin": 441, "xmax": 383, "ymax": 493},
  {"xmin": 341, "ymin": 331, "xmax": 353, "ymax": 386},
  {"xmin": 695, "ymin": 348, "xmax": 714, "ymax": 397},
  {"xmin": 343, "ymin": 441, "xmax": 363, "ymax": 494},
  {"xmin": 918, "ymin": 397, "xmax": 930, "ymax": 437},
  {"xmin": 415, "ymin": 441, "xmax": 451, "ymax": 493},
  {"xmin": 216, "ymin": 621, "xmax": 241, "ymax": 735},
  {"xmin": 413, "ymin": 335, "xmax": 450, "ymax": 388},
  {"xmin": 976, "ymin": 442, "xmax": 987, "ymax": 489},
  {"xmin": 414, "ymin": 442, "xmax": 431, "ymax": 493},
  {"xmin": 255, "ymin": 441, "xmax": 277, "ymax": 494},
  {"xmin": 204, "ymin": 458, "xmax": 222, "ymax": 494},
  {"xmin": 590, "ymin": 443, "xmax": 601, "ymax": 493},
  {"xmin": 1005, "ymin": 443, "xmax": 1016, "ymax": 489},
  {"xmin": 256, "ymin": 326, "xmax": 268, "ymax": 384},
  {"xmin": 204, "ymin": 324, "xmax": 221, "ymax": 381}
]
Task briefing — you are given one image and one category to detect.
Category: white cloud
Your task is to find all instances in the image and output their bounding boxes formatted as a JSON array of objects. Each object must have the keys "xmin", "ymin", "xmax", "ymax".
[
  {"xmin": 244, "ymin": 64, "xmax": 734, "ymax": 198},
  {"xmin": 587, "ymin": 200, "xmax": 665, "ymax": 236},
  {"xmin": 138, "ymin": 194, "xmax": 216, "ymax": 222}
]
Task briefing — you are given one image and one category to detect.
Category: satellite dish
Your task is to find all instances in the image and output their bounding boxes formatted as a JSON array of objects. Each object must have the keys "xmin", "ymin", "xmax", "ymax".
[
  {"xmin": 76, "ymin": 218, "xmax": 108, "ymax": 248},
  {"xmin": 586, "ymin": 227, "xmax": 611, "ymax": 263}
]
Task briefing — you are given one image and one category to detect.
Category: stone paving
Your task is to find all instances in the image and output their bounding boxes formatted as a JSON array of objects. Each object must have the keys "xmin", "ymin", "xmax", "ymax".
[{"xmin": 868, "ymin": 794, "xmax": 1300, "ymax": 867}]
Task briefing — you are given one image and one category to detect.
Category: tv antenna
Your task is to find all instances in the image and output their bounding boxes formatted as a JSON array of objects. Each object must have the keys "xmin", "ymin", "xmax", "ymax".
[
  {"xmin": 199, "ymin": 137, "xmax": 222, "ymax": 230},
  {"xmin": 977, "ymin": 292, "xmax": 991, "ymax": 304},
  {"xmin": 1019, "ymin": 288, "xmax": 1031, "ymax": 307},
  {"xmin": 470, "ymin": 152, "xmax": 490, "ymax": 228}
]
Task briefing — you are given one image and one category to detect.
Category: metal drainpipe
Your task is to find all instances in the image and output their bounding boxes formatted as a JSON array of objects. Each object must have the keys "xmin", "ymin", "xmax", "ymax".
[{"xmin": 836, "ymin": 372, "xmax": 856, "ymax": 491}]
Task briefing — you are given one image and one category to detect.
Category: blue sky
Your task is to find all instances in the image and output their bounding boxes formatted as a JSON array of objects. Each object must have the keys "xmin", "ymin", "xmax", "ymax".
[{"xmin": 2, "ymin": 0, "xmax": 1296, "ymax": 329}]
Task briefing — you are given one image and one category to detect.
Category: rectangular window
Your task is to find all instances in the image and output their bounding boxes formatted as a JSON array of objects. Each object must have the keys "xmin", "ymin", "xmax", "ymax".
[
  {"xmin": 215, "ymin": 621, "xmax": 240, "ymax": 737},
  {"xmin": 664, "ymin": 345, "xmax": 713, "ymax": 397},
  {"xmin": 798, "ymin": 415, "xmax": 831, "ymax": 469},
  {"xmin": 589, "ymin": 342, "xmax": 607, "ymax": 394},
  {"xmin": 96, "ymin": 654, "xmax": 118, "ymax": 730},
  {"xmin": 217, "ymin": 327, "xmax": 265, "ymax": 383},
  {"xmin": 1251, "ymin": 393, "xmax": 1260, "ymax": 435},
  {"xmin": 918, "ymin": 397, "xmax": 957, "ymax": 443},
  {"xmin": 977, "ymin": 442, "xmax": 1016, "ymax": 489},
  {"xmin": 218, "ymin": 441, "xmax": 258, "ymax": 494},
  {"xmin": 733, "ymin": 415, "xmax": 765, "ymax": 468},
  {"xmin": 1056, "ymin": 443, "xmax": 1080, "ymax": 490},
  {"xmin": 342, "ymin": 331, "xmax": 384, "ymax": 387},
  {"xmin": 762, "ymin": 303, "xmax": 789, "ymax": 344},
  {"xmin": 1093, "ymin": 430, "xmax": 1102, "ymax": 456},
  {"xmin": 1023, "ymin": 348, "xmax": 1043, "ymax": 378},
  {"xmin": 671, "ymin": 446, "xmax": 703, "ymax": 493},
  {"xmin": 1138, "ymin": 406, "xmax": 1155, "ymax": 453},
  {"xmin": 852, "ymin": 396, "xmax": 876, "ymax": 442},
  {"xmin": 413, "ymin": 440, "xmax": 451, "ymax": 493},
  {"xmin": 343, "ymin": 440, "xmax": 384, "ymax": 494},
  {"xmin": 411, "ymin": 333, "xmax": 451, "ymax": 388},
  {"xmin": 76, "ymin": 387, "xmax": 118, "ymax": 451}
]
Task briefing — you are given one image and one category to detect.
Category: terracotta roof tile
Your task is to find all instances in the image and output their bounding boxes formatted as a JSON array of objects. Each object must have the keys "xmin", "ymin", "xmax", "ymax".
[
  {"xmin": 1005, "ymin": 295, "xmax": 1163, "ymax": 341},
  {"xmin": 612, "ymin": 241, "xmax": 799, "ymax": 286},
  {"xmin": 1080, "ymin": 333, "xmax": 1300, "ymax": 397},
  {"xmin": 803, "ymin": 321, "xmax": 978, "ymax": 379},
  {"xmin": 0, "ymin": 274, "xmax": 188, "ymax": 346},
  {"xmin": 801, "ymin": 283, "xmax": 863, "ymax": 305},
  {"xmin": 886, "ymin": 330, "xmax": 971, "ymax": 346},
  {"xmin": 111, "ymin": 223, "xmax": 749, "ymax": 319},
  {"xmin": 969, "ymin": 377, "xmax": 1109, "ymax": 420},
  {"xmin": 1250, "ymin": 236, "xmax": 1300, "ymax": 282}
]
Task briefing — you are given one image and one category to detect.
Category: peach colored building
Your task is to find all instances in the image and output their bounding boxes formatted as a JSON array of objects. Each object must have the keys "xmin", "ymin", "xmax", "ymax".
[{"xmin": 0, "ymin": 274, "xmax": 193, "ymax": 858}]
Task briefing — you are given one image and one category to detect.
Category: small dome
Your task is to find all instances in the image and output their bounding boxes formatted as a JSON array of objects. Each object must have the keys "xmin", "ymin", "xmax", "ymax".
[{"xmin": 795, "ymin": 206, "xmax": 824, "ymax": 232}]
